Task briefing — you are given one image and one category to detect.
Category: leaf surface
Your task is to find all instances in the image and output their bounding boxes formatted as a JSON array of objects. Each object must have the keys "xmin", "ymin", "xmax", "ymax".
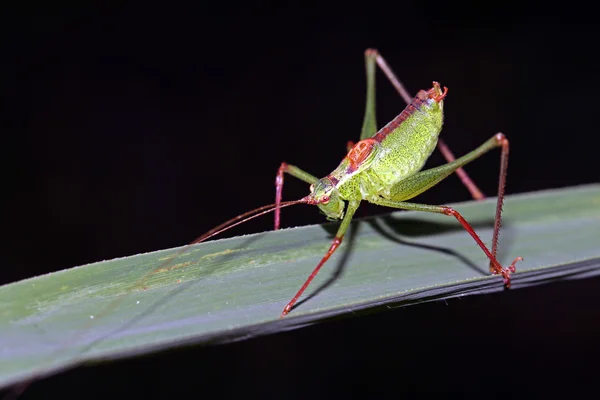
[{"xmin": 1, "ymin": 184, "xmax": 599, "ymax": 388}]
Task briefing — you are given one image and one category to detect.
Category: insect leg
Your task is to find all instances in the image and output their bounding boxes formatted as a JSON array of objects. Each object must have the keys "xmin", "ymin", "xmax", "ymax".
[
  {"xmin": 359, "ymin": 49, "xmax": 379, "ymax": 140},
  {"xmin": 281, "ymin": 199, "xmax": 361, "ymax": 317},
  {"xmin": 370, "ymin": 133, "xmax": 515, "ymax": 277},
  {"xmin": 368, "ymin": 197, "xmax": 522, "ymax": 287},
  {"xmin": 345, "ymin": 49, "xmax": 381, "ymax": 153},
  {"xmin": 275, "ymin": 163, "xmax": 319, "ymax": 230},
  {"xmin": 369, "ymin": 48, "xmax": 485, "ymax": 200}
]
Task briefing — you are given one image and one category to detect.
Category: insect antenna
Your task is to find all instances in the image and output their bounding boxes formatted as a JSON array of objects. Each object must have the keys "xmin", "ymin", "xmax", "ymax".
[{"xmin": 189, "ymin": 197, "xmax": 309, "ymax": 244}]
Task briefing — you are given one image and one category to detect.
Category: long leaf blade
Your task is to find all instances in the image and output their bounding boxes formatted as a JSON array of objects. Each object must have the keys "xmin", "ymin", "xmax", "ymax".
[{"xmin": 1, "ymin": 184, "xmax": 599, "ymax": 389}]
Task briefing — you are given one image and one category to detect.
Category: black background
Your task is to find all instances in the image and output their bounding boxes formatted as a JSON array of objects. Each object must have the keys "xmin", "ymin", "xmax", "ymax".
[{"xmin": 3, "ymin": 4, "xmax": 600, "ymax": 399}]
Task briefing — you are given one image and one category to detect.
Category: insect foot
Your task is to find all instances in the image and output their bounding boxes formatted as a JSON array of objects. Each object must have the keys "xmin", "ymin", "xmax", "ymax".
[
  {"xmin": 496, "ymin": 256, "xmax": 524, "ymax": 288},
  {"xmin": 440, "ymin": 206, "xmax": 522, "ymax": 288}
]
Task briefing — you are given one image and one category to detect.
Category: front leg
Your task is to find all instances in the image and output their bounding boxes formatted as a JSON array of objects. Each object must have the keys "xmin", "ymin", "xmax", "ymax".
[
  {"xmin": 275, "ymin": 162, "xmax": 319, "ymax": 230},
  {"xmin": 281, "ymin": 199, "xmax": 361, "ymax": 317}
]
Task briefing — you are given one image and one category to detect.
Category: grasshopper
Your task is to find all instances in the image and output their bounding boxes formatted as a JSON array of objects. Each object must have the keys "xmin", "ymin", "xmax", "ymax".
[{"xmin": 199, "ymin": 49, "xmax": 523, "ymax": 317}]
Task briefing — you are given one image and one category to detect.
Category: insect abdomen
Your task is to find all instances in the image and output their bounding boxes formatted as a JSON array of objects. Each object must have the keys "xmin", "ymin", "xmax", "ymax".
[{"xmin": 369, "ymin": 95, "xmax": 444, "ymax": 186}]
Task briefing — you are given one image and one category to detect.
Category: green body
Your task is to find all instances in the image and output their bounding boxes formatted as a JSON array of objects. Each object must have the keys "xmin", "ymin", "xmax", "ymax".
[
  {"xmin": 311, "ymin": 81, "xmax": 447, "ymax": 220},
  {"xmin": 328, "ymin": 93, "xmax": 444, "ymax": 204}
]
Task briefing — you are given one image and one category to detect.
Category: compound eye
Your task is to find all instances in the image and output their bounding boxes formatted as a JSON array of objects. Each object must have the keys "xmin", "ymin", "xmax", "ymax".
[
  {"xmin": 309, "ymin": 184, "xmax": 315, "ymax": 193},
  {"xmin": 321, "ymin": 196, "xmax": 330, "ymax": 205}
]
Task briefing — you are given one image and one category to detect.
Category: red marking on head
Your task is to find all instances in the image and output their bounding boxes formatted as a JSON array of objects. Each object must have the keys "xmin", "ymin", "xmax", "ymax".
[{"xmin": 346, "ymin": 138, "xmax": 376, "ymax": 171}]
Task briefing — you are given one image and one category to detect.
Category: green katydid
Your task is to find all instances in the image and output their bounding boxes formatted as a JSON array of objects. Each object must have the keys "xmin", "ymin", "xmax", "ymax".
[{"xmin": 197, "ymin": 48, "xmax": 522, "ymax": 317}]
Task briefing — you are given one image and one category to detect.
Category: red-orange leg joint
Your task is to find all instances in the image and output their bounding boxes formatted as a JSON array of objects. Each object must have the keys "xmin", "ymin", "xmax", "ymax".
[
  {"xmin": 364, "ymin": 48, "xmax": 378, "ymax": 57},
  {"xmin": 494, "ymin": 132, "xmax": 508, "ymax": 146}
]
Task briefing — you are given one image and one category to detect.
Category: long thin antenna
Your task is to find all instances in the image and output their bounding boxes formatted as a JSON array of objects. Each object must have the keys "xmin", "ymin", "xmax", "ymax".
[{"xmin": 190, "ymin": 197, "xmax": 309, "ymax": 244}]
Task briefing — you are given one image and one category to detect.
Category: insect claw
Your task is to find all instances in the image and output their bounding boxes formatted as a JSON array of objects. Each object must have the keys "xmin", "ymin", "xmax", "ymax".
[{"xmin": 500, "ymin": 256, "xmax": 523, "ymax": 288}]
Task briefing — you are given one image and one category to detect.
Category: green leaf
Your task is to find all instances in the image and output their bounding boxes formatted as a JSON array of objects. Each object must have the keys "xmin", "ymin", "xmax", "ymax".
[{"xmin": 1, "ymin": 184, "xmax": 600, "ymax": 389}]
